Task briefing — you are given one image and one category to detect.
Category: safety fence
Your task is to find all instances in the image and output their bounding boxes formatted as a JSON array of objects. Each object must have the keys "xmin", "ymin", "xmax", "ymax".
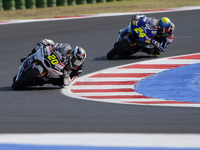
[{"xmin": 0, "ymin": 0, "xmax": 124, "ymax": 10}]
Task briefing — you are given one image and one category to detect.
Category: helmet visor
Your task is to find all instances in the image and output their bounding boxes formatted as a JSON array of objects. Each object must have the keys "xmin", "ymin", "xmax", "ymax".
[
  {"xmin": 71, "ymin": 56, "xmax": 83, "ymax": 67},
  {"xmin": 158, "ymin": 26, "xmax": 170, "ymax": 34},
  {"xmin": 159, "ymin": 26, "xmax": 165, "ymax": 33}
]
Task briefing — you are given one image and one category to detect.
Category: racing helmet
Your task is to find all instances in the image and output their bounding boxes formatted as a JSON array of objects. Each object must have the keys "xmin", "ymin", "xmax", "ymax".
[
  {"xmin": 158, "ymin": 17, "xmax": 171, "ymax": 33},
  {"xmin": 70, "ymin": 46, "xmax": 86, "ymax": 67}
]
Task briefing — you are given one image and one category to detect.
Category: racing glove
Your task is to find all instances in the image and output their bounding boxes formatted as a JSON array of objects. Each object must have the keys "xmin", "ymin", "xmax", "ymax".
[
  {"xmin": 152, "ymin": 40, "xmax": 166, "ymax": 51},
  {"xmin": 34, "ymin": 39, "xmax": 55, "ymax": 53},
  {"xmin": 158, "ymin": 45, "xmax": 165, "ymax": 52},
  {"xmin": 39, "ymin": 39, "xmax": 55, "ymax": 46},
  {"xmin": 132, "ymin": 15, "xmax": 146, "ymax": 20}
]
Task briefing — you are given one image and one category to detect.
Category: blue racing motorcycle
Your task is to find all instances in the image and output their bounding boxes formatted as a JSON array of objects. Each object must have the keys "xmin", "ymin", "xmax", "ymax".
[{"xmin": 107, "ymin": 17, "xmax": 161, "ymax": 59}]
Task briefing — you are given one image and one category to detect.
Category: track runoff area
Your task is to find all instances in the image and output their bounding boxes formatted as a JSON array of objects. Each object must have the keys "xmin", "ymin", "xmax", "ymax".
[
  {"xmin": 1, "ymin": 6, "xmax": 200, "ymax": 150},
  {"xmin": 63, "ymin": 53, "xmax": 200, "ymax": 107}
]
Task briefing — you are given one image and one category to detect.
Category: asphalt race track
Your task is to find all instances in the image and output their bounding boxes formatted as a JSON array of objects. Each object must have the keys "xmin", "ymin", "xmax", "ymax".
[{"xmin": 0, "ymin": 9, "xmax": 200, "ymax": 134}]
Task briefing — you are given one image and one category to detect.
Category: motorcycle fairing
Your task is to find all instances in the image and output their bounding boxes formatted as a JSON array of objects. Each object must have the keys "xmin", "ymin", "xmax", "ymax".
[
  {"xmin": 15, "ymin": 45, "xmax": 64, "ymax": 81},
  {"xmin": 130, "ymin": 17, "xmax": 158, "ymax": 45}
]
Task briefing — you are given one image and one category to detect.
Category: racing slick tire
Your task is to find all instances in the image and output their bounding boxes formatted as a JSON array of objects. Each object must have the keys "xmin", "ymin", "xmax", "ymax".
[
  {"xmin": 107, "ymin": 40, "xmax": 129, "ymax": 60},
  {"xmin": 12, "ymin": 68, "xmax": 40, "ymax": 90}
]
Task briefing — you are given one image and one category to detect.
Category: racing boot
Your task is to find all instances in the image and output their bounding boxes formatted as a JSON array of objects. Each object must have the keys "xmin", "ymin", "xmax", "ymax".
[
  {"xmin": 153, "ymin": 49, "xmax": 160, "ymax": 57},
  {"xmin": 20, "ymin": 57, "xmax": 25, "ymax": 63},
  {"xmin": 118, "ymin": 29, "xmax": 123, "ymax": 34}
]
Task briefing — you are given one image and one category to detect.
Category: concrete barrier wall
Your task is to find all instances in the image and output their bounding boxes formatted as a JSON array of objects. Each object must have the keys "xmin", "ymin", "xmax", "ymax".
[{"xmin": 0, "ymin": 0, "xmax": 123, "ymax": 10}]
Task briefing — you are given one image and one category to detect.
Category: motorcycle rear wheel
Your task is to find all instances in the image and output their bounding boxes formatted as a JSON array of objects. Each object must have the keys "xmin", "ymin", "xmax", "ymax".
[
  {"xmin": 12, "ymin": 68, "xmax": 40, "ymax": 90},
  {"xmin": 107, "ymin": 40, "xmax": 128, "ymax": 60}
]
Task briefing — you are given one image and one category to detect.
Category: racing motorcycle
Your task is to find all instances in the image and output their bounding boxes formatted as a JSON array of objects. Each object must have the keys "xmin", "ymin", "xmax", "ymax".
[
  {"xmin": 107, "ymin": 17, "xmax": 161, "ymax": 59},
  {"xmin": 12, "ymin": 44, "xmax": 66, "ymax": 90}
]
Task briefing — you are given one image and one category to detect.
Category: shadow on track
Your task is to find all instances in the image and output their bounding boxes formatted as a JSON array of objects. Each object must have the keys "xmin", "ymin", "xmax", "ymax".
[
  {"xmin": 0, "ymin": 86, "xmax": 60, "ymax": 91},
  {"xmin": 93, "ymin": 55, "xmax": 156, "ymax": 61}
]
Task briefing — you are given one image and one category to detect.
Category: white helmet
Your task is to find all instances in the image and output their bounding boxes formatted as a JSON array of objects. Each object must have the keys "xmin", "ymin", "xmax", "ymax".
[{"xmin": 69, "ymin": 46, "xmax": 86, "ymax": 67}]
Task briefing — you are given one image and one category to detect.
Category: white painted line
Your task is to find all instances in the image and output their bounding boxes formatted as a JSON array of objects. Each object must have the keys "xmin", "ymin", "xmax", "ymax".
[
  {"xmin": 0, "ymin": 6, "xmax": 200, "ymax": 25},
  {"xmin": 74, "ymin": 78, "xmax": 142, "ymax": 81},
  {"xmin": 0, "ymin": 133, "xmax": 200, "ymax": 148},
  {"xmin": 62, "ymin": 53, "xmax": 200, "ymax": 107},
  {"xmin": 101, "ymin": 68, "xmax": 166, "ymax": 73}
]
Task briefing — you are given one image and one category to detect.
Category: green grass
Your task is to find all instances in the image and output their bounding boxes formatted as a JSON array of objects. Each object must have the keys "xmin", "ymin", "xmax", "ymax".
[{"xmin": 0, "ymin": 0, "xmax": 200, "ymax": 20}]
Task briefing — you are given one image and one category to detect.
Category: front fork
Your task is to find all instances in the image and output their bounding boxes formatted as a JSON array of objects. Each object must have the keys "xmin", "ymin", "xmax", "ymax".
[
  {"xmin": 32, "ymin": 62, "xmax": 45, "ymax": 76},
  {"xmin": 118, "ymin": 30, "xmax": 136, "ymax": 47}
]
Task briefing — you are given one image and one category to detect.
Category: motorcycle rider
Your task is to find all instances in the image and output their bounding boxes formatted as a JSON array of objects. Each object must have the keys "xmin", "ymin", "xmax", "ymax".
[
  {"xmin": 118, "ymin": 14, "xmax": 175, "ymax": 56},
  {"xmin": 21, "ymin": 39, "xmax": 86, "ymax": 86}
]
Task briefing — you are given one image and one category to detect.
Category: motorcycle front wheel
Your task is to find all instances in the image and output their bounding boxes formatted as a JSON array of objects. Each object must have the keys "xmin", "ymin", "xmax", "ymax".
[
  {"xmin": 107, "ymin": 40, "xmax": 129, "ymax": 60},
  {"xmin": 12, "ymin": 68, "xmax": 40, "ymax": 90}
]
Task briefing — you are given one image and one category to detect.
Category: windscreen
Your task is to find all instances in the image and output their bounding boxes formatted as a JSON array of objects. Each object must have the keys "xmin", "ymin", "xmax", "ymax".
[{"xmin": 146, "ymin": 17, "xmax": 158, "ymax": 29}]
